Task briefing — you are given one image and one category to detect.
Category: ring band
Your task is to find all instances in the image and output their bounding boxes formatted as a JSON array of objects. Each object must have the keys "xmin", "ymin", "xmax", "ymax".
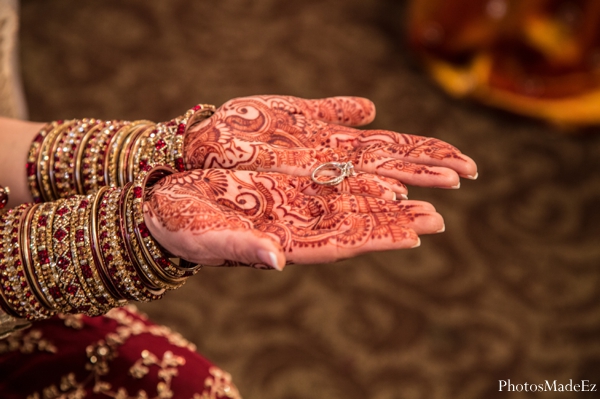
[{"xmin": 311, "ymin": 161, "xmax": 355, "ymax": 186}]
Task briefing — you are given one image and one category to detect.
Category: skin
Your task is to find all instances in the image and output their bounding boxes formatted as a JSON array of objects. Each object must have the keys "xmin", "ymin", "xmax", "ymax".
[
  {"xmin": 143, "ymin": 169, "xmax": 444, "ymax": 271},
  {"xmin": 0, "ymin": 117, "xmax": 43, "ymax": 207}
]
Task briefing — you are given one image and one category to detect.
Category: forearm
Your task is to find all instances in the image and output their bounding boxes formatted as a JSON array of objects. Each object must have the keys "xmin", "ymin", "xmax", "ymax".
[{"xmin": 0, "ymin": 117, "xmax": 44, "ymax": 207}]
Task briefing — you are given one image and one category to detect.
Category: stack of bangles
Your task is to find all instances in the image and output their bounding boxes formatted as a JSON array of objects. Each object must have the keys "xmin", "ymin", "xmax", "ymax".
[{"xmin": 1, "ymin": 105, "xmax": 215, "ymax": 334}]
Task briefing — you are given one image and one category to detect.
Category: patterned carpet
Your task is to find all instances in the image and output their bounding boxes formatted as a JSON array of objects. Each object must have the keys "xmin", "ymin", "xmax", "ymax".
[{"xmin": 20, "ymin": 0, "xmax": 600, "ymax": 398}]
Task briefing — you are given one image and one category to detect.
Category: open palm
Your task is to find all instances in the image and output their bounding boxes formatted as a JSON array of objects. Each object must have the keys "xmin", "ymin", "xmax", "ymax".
[{"xmin": 143, "ymin": 169, "xmax": 444, "ymax": 270}]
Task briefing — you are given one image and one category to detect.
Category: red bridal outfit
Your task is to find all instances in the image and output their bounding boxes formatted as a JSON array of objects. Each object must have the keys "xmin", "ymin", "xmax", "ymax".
[{"xmin": 0, "ymin": 306, "xmax": 241, "ymax": 399}]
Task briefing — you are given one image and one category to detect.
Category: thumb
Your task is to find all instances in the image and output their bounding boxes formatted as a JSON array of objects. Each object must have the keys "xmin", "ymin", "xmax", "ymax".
[{"xmin": 219, "ymin": 229, "xmax": 287, "ymax": 271}]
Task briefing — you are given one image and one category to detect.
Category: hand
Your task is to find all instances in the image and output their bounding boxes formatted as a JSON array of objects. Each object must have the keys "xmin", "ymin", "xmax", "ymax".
[
  {"xmin": 143, "ymin": 169, "xmax": 445, "ymax": 270},
  {"xmin": 183, "ymin": 95, "xmax": 478, "ymax": 198}
]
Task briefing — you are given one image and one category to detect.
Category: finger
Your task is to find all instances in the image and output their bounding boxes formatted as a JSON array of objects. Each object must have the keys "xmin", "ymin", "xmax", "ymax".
[
  {"xmin": 311, "ymin": 126, "xmax": 479, "ymax": 179},
  {"xmin": 257, "ymin": 214, "xmax": 421, "ymax": 264},
  {"xmin": 313, "ymin": 196, "xmax": 437, "ymax": 215},
  {"xmin": 292, "ymin": 96, "xmax": 376, "ymax": 126},
  {"xmin": 219, "ymin": 141, "xmax": 458, "ymax": 189},
  {"xmin": 310, "ymin": 198, "xmax": 444, "ymax": 235},
  {"xmin": 295, "ymin": 173, "xmax": 407, "ymax": 200},
  {"xmin": 189, "ymin": 229, "xmax": 286, "ymax": 271},
  {"xmin": 352, "ymin": 146, "xmax": 461, "ymax": 188},
  {"xmin": 355, "ymin": 131, "xmax": 478, "ymax": 179}
]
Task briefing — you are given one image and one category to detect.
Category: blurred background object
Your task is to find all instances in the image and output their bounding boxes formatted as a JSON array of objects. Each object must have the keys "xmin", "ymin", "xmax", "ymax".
[
  {"xmin": 0, "ymin": 0, "xmax": 28, "ymax": 119},
  {"xmin": 408, "ymin": 0, "xmax": 600, "ymax": 128},
  {"xmin": 15, "ymin": 0, "xmax": 600, "ymax": 398}
]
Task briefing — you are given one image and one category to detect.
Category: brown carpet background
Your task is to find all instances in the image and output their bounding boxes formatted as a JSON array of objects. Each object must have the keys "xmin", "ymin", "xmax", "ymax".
[{"xmin": 19, "ymin": 1, "xmax": 600, "ymax": 398}]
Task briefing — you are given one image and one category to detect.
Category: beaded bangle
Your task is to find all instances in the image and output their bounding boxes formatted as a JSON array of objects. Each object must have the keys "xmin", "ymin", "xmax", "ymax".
[
  {"xmin": 121, "ymin": 182, "xmax": 172, "ymax": 292},
  {"xmin": 168, "ymin": 104, "xmax": 216, "ymax": 172},
  {"xmin": 52, "ymin": 119, "xmax": 97, "ymax": 198},
  {"xmin": 126, "ymin": 180, "xmax": 185, "ymax": 291},
  {"xmin": 135, "ymin": 167, "xmax": 200, "ymax": 279},
  {"xmin": 89, "ymin": 187, "xmax": 124, "ymax": 302},
  {"xmin": 97, "ymin": 186, "xmax": 136, "ymax": 300},
  {"xmin": 105, "ymin": 121, "xmax": 133, "ymax": 187},
  {"xmin": 117, "ymin": 122, "xmax": 155, "ymax": 187},
  {"xmin": 74, "ymin": 120, "xmax": 106, "ymax": 195},
  {"xmin": 126, "ymin": 124, "xmax": 157, "ymax": 184},
  {"xmin": 21, "ymin": 203, "xmax": 53, "ymax": 312},
  {"xmin": 70, "ymin": 195, "xmax": 119, "ymax": 316},
  {"xmin": 30, "ymin": 201, "xmax": 68, "ymax": 312},
  {"xmin": 36, "ymin": 121, "xmax": 78, "ymax": 202},
  {"xmin": 83, "ymin": 121, "xmax": 125, "ymax": 193},
  {"xmin": 26, "ymin": 121, "xmax": 61, "ymax": 203},
  {"xmin": 0, "ymin": 204, "xmax": 55, "ymax": 320}
]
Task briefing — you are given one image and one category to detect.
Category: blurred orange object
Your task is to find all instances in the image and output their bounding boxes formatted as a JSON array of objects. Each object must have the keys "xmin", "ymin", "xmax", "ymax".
[{"xmin": 407, "ymin": 0, "xmax": 600, "ymax": 128}]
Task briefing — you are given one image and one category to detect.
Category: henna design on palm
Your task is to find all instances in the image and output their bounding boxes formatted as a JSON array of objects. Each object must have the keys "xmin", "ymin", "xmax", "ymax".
[
  {"xmin": 184, "ymin": 95, "xmax": 478, "ymax": 194},
  {"xmin": 143, "ymin": 169, "xmax": 444, "ymax": 270}
]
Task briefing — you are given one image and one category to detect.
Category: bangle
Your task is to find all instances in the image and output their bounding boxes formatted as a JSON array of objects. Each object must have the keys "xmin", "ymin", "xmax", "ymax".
[
  {"xmin": 135, "ymin": 167, "xmax": 201, "ymax": 278},
  {"xmin": 30, "ymin": 201, "xmax": 69, "ymax": 312},
  {"xmin": 129, "ymin": 168, "xmax": 192, "ymax": 289},
  {"xmin": 117, "ymin": 122, "xmax": 155, "ymax": 187},
  {"xmin": 53, "ymin": 119, "xmax": 99, "ymax": 198},
  {"xmin": 21, "ymin": 203, "xmax": 53, "ymax": 312},
  {"xmin": 127, "ymin": 124, "xmax": 156, "ymax": 184},
  {"xmin": 74, "ymin": 120, "xmax": 106, "ymax": 195},
  {"xmin": 170, "ymin": 104, "xmax": 216, "ymax": 172},
  {"xmin": 26, "ymin": 121, "xmax": 60, "ymax": 203},
  {"xmin": 89, "ymin": 186, "xmax": 124, "ymax": 302},
  {"xmin": 0, "ymin": 204, "xmax": 55, "ymax": 320},
  {"xmin": 118, "ymin": 182, "xmax": 166, "ymax": 299},
  {"xmin": 84, "ymin": 121, "xmax": 125, "ymax": 193},
  {"xmin": 36, "ymin": 120, "xmax": 78, "ymax": 202}
]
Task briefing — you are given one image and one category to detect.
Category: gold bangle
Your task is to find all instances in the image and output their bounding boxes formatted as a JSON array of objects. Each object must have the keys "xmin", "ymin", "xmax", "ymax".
[
  {"xmin": 89, "ymin": 186, "xmax": 127, "ymax": 304},
  {"xmin": 31, "ymin": 201, "xmax": 67, "ymax": 312},
  {"xmin": 98, "ymin": 186, "xmax": 156, "ymax": 301},
  {"xmin": 73, "ymin": 120, "xmax": 105, "ymax": 195},
  {"xmin": 127, "ymin": 124, "xmax": 156, "ymax": 183},
  {"xmin": 0, "ymin": 207, "xmax": 23, "ymax": 317},
  {"xmin": 117, "ymin": 122, "xmax": 154, "ymax": 187},
  {"xmin": 21, "ymin": 203, "xmax": 54, "ymax": 312},
  {"xmin": 136, "ymin": 166, "xmax": 200, "ymax": 277},
  {"xmin": 85, "ymin": 120, "xmax": 125, "ymax": 193},
  {"xmin": 123, "ymin": 183, "xmax": 173, "ymax": 291},
  {"xmin": 52, "ymin": 197, "xmax": 89, "ymax": 312},
  {"xmin": 0, "ymin": 204, "xmax": 53, "ymax": 320},
  {"xmin": 118, "ymin": 183, "xmax": 166, "ymax": 299},
  {"xmin": 104, "ymin": 121, "xmax": 132, "ymax": 187},
  {"xmin": 174, "ymin": 104, "xmax": 216, "ymax": 171},
  {"xmin": 131, "ymin": 172, "xmax": 188, "ymax": 289},
  {"xmin": 27, "ymin": 122, "xmax": 59, "ymax": 203},
  {"xmin": 70, "ymin": 195, "xmax": 109, "ymax": 316},
  {"xmin": 37, "ymin": 120, "xmax": 78, "ymax": 202},
  {"xmin": 50, "ymin": 119, "xmax": 95, "ymax": 199}
]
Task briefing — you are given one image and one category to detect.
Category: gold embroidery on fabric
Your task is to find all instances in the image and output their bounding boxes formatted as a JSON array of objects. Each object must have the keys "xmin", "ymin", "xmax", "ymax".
[
  {"xmin": 59, "ymin": 313, "xmax": 85, "ymax": 330},
  {"xmin": 197, "ymin": 367, "xmax": 242, "ymax": 399},
  {"xmin": 26, "ymin": 306, "xmax": 241, "ymax": 399},
  {"xmin": 0, "ymin": 328, "xmax": 57, "ymax": 355}
]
